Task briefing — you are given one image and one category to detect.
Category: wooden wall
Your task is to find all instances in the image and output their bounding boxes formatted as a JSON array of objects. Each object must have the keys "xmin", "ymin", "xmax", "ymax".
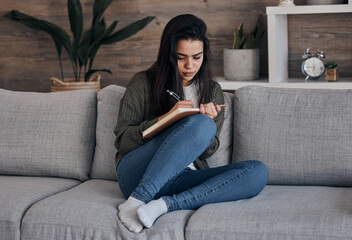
[{"xmin": 0, "ymin": 0, "xmax": 351, "ymax": 92}]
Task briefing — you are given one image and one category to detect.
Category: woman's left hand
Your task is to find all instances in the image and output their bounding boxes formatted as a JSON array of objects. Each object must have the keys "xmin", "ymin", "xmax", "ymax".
[{"xmin": 200, "ymin": 102, "xmax": 222, "ymax": 119}]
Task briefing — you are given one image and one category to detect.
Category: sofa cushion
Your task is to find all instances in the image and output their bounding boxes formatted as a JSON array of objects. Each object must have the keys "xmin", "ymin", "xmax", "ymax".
[
  {"xmin": 0, "ymin": 176, "xmax": 79, "ymax": 240},
  {"xmin": 21, "ymin": 179, "xmax": 193, "ymax": 240},
  {"xmin": 206, "ymin": 92, "xmax": 234, "ymax": 167},
  {"xmin": 233, "ymin": 86, "xmax": 352, "ymax": 186},
  {"xmin": 0, "ymin": 89, "xmax": 97, "ymax": 181},
  {"xmin": 90, "ymin": 85, "xmax": 126, "ymax": 181},
  {"xmin": 186, "ymin": 185, "xmax": 352, "ymax": 240}
]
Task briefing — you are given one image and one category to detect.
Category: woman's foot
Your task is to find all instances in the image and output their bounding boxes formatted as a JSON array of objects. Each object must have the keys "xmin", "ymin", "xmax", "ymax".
[
  {"xmin": 137, "ymin": 198, "xmax": 168, "ymax": 228},
  {"xmin": 118, "ymin": 196, "xmax": 145, "ymax": 233}
]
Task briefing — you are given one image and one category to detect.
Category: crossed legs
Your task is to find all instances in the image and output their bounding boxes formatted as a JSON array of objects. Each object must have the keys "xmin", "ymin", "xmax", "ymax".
[{"xmin": 116, "ymin": 114, "xmax": 268, "ymax": 232}]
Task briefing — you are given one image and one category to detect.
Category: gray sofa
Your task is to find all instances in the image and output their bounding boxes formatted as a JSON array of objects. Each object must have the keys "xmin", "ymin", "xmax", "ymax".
[{"xmin": 1, "ymin": 84, "xmax": 352, "ymax": 240}]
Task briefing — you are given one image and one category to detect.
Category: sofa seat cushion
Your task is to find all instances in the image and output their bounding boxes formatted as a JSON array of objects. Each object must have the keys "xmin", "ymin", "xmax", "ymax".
[
  {"xmin": 0, "ymin": 89, "xmax": 97, "ymax": 181},
  {"xmin": 186, "ymin": 185, "xmax": 352, "ymax": 240},
  {"xmin": 233, "ymin": 86, "xmax": 352, "ymax": 186},
  {"xmin": 0, "ymin": 176, "xmax": 79, "ymax": 240},
  {"xmin": 21, "ymin": 179, "xmax": 194, "ymax": 240}
]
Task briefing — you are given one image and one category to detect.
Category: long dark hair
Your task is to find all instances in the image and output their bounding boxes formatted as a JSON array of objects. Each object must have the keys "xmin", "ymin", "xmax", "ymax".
[{"xmin": 147, "ymin": 14, "xmax": 212, "ymax": 116}]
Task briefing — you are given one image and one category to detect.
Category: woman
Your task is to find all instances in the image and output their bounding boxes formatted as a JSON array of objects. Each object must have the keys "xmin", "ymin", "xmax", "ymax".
[{"xmin": 114, "ymin": 14, "xmax": 268, "ymax": 233}]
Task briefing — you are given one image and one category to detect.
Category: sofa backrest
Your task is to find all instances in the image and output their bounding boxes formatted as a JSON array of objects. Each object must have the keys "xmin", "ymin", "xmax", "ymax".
[
  {"xmin": 232, "ymin": 86, "xmax": 352, "ymax": 186},
  {"xmin": 206, "ymin": 92, "xmax": 234, "ymax": 168},
  {"xmin": 90, "ymin": 85, "xmax": 125, "ymax": 180},
  {"xmin": 90, "ymin": 85, "xmax": 234, "ymax": 181},
  {"xmin": 0, "ymin": 89, "xmax": 97, "ymax": 181}
]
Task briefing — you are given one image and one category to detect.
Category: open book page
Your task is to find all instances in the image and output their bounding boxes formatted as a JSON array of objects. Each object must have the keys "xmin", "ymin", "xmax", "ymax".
[{"xmin": 142, "ymin": 108, "xmax": 200, "ymax": 138}]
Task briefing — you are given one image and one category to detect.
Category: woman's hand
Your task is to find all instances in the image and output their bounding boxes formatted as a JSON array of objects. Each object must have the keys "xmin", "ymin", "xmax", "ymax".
[
  {"xmin": 200, "ymin": 102, "xmax": 222, "ymax": 119},
  {"xmin": 158, "ymin": 100, "xmax": 194, "ymax": 121}
]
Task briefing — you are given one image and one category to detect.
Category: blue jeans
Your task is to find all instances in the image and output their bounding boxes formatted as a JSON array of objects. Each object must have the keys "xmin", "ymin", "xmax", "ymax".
[{"xmin": 116, "ymin": 114, "xmax": 268, "ymax": 212}]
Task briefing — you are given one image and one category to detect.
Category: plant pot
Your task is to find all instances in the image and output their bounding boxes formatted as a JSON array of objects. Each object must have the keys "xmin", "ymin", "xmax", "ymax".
[
  {"xmin": 50, "ymin": 75, "xmax": 101, "ymax": 92},
  {"xmin": 278, "ymin": 0, "xmax": 295, "ymax": 7},
  {"xmin": 326, "ymin": 68, "xmax": 337, "ymax": 82},
  {"xmin": 223, "ymin": 48, "xmax": 260, "ymax": 81},
  {"xmin": 307, "ymin": 0, "xmax": 344, "ymax": 5}
]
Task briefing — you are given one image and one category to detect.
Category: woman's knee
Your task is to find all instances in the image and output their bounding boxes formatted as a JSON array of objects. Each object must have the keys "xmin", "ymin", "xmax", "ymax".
[
  {"xmin": 247, "ymin": 160, "xmax": 268, "ymax": 191},
  {"xmin": 185, "ymin": 114, "xmax": 216, "ymax": 141}
]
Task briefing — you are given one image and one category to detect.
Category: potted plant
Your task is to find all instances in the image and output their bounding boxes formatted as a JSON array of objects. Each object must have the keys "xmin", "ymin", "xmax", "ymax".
[
  {"xmin": 325, "ymin": 60, "xmax": 338, "ymax": 82},
  {"xmin": 223, "ymin": 20, "xmax": 264, "ymax": 81},
  {"xmin": 4, "ymin": 0, "xmax": 154, "ymax": 92}
]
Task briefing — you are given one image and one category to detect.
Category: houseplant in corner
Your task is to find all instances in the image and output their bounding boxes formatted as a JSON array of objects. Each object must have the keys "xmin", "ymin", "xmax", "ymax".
[
  {"xmin": 325, "ymin": 60, "xmax": 338, "ymax": 82},
  {"xmin": 4, "ymin": 0, "xmax": 154, "ymax": 92},
  {"xmin": 224, "ymin": 20, "xmax": 264, "ymax": 81}
]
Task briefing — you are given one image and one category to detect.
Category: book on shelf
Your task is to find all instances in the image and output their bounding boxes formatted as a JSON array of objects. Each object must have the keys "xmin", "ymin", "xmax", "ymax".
[{"xmin": 142, "ymin": 105, "xmax": 225, "ymax": 138}]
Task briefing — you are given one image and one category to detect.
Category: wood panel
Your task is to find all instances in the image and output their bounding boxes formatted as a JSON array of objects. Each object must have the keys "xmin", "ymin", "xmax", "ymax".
[
  {"xmin": 288, "ymin": 13, "xmax": 352, "ymax": 78},
  {"xmin": 1, "ymin": 0, "xmax": 350, "ymax": 92}
]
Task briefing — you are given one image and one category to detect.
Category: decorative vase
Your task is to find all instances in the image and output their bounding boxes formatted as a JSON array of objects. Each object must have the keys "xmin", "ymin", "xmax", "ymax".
[
  {"xmin": 223, "ymin": 48, "xmax": 260, "ymax": 81},
  {"xmin": 326, "ymin": 69, "xmax": 337, "ymax": 82},
  {"xmin": 50, "ymin": 74, "xmax": 101, "ymax": 92},
  {"xmin": 278, "ymin": 0, "xmax": 295, "ymax": 7}
]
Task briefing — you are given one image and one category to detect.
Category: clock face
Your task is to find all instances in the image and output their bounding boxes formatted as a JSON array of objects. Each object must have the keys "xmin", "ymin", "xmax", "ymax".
[{"xmin": 303, "ymin": 57, "xmax": 325, "ymax": 78}]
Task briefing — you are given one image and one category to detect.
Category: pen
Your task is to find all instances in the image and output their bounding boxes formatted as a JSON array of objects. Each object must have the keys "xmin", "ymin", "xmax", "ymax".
[
  {"xmin": 167, "ymin": 89, "xmax": 226, "ymax": 109},
  {"xmin": 167, "ymin": 90, "xmax": 181, "ymax": 102}
]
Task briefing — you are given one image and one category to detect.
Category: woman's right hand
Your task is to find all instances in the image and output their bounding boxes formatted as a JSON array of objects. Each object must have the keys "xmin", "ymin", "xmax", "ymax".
[{"xmin": 158, "ymin": 100, "xmax": 194, "ymax": 121}]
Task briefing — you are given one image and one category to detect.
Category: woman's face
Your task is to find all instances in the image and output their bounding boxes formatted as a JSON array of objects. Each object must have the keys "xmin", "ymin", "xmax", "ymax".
[{"xmin": 176, "ymin": 39, "xmax": 204, "ymax": 86}]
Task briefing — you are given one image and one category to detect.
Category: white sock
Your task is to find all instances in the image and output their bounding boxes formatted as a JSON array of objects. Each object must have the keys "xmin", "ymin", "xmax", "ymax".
[
  {"xmin": 118, "ymin": 196, "xmax": 145, "ymax": 233},
  {"xmin": 137, "ymin": 198, "xmax": 168, "ymax": 228}
]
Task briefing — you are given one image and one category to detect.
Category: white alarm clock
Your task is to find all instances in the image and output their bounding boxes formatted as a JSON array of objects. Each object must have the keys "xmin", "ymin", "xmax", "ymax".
[{"xmin": 301, "ymin": 48, "xmax": 325, "ymax": 81}]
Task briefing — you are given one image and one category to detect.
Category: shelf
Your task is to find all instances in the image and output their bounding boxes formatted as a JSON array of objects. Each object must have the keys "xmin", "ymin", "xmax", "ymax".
[
  {"xmin": 214, "ymin": 77, "xmax": 268, "ymax": 90},
  {"xmin": 266, "ymin": 4, "xmax": 352, "ymax": 86},
  {"xmin": 215, "ymin": 77, "xmax": 352, "ymax": 90},
  {"xmin": 267, "ymin": 4, "xmax": 351, "ymax": 15}
]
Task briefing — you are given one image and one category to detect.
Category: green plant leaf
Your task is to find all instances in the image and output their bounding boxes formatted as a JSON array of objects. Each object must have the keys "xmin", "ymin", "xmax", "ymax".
[
  {"xmin": 4, "ymin": 10, "xmax": 75, "ymax": 80},
  {"xmin": 102, "ymin": 16, "xmax": 155, "ymax": 44},
  {"xmin": 5, "ymin": 10, "xmax": 71, "ymax": 54},
  {"xmin": 242, "ymin": 35, "xmax": 256, "ymax": 49},
  {"xmin": 86, "ymin": 18, "xmax": 107, "ymax": 72},
  {"xmin": 93, "ymin": 18, "xmax": 107, "ymax": 43},
  {"xmin": 92, "ymin": 0, "xmax": 113, "ymax": 25},
  {"xmin": 103, "ymin": 21, "xmax": 118, "ymax": 40},
  {"xmin": 68, "ymin": 0, "xmax": 83, "ymax": 65},
  {"xmin": 86, "ymin": 21, "xmax": 118, "ymax": 72},
  {"xmin": 77, "ymin": 29, "xmax": 92, "ymax": 67},
  {"xmin": 232, "ymin": 21, "xmax": 264, "ymax": 49},
  {"xmin": 87, "ymin": 45, "xmax": 99, "ymax": 73},
  {"xmin": 325, "ymin": 60, "xmax": 338, "ymax": 69},
  {"xmin": 233, "ymin": 23, "xmax": 243, "ymax": 49}
]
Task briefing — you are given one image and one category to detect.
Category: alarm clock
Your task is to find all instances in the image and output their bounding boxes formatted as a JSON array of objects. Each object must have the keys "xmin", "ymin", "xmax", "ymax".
[{"xmin": 301, "ymin": 48, "xmax": 325, "ymax": 81}]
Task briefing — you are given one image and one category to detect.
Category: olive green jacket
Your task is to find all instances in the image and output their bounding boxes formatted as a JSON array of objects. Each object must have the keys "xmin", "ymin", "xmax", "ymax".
[{"xmin": 114, "ymin": 71, "xmax": 225, "ymax": 169}]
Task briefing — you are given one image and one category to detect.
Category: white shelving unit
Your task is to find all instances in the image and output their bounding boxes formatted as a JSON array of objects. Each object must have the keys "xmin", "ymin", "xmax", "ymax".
[
  {"xmin": 216, "ymin": 77, "xmax": 352, "ymax": 91},
  {"xmin": 267, "ymin": 3, "xmax": 352, "ymax": 84},
  {"xmin": 217, "ymin": 2, "xmax": 352, "ymax": 90}
]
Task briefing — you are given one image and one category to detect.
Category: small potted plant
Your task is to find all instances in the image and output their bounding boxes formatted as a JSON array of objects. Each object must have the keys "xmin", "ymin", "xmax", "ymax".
[
  {"xmin": 223, "ymin": 20, "xmax": 264, "ymax": 81},
  {"xmin": 4, "ymin": 0, "xmax": 154, "ymax": 92},
  {"xmin": 325, "ymin": 60, "xmax": 338, "ymax": 82}
]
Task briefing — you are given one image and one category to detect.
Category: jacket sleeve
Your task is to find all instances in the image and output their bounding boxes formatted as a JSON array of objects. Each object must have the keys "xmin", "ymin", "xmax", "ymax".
[
  {"xmin": 198, "ymin": 81, "xmax": 225, "ymax": 160},
  {"xmin": 113, "ymin": 73, "xmax": 158, "ymax": 157}
]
